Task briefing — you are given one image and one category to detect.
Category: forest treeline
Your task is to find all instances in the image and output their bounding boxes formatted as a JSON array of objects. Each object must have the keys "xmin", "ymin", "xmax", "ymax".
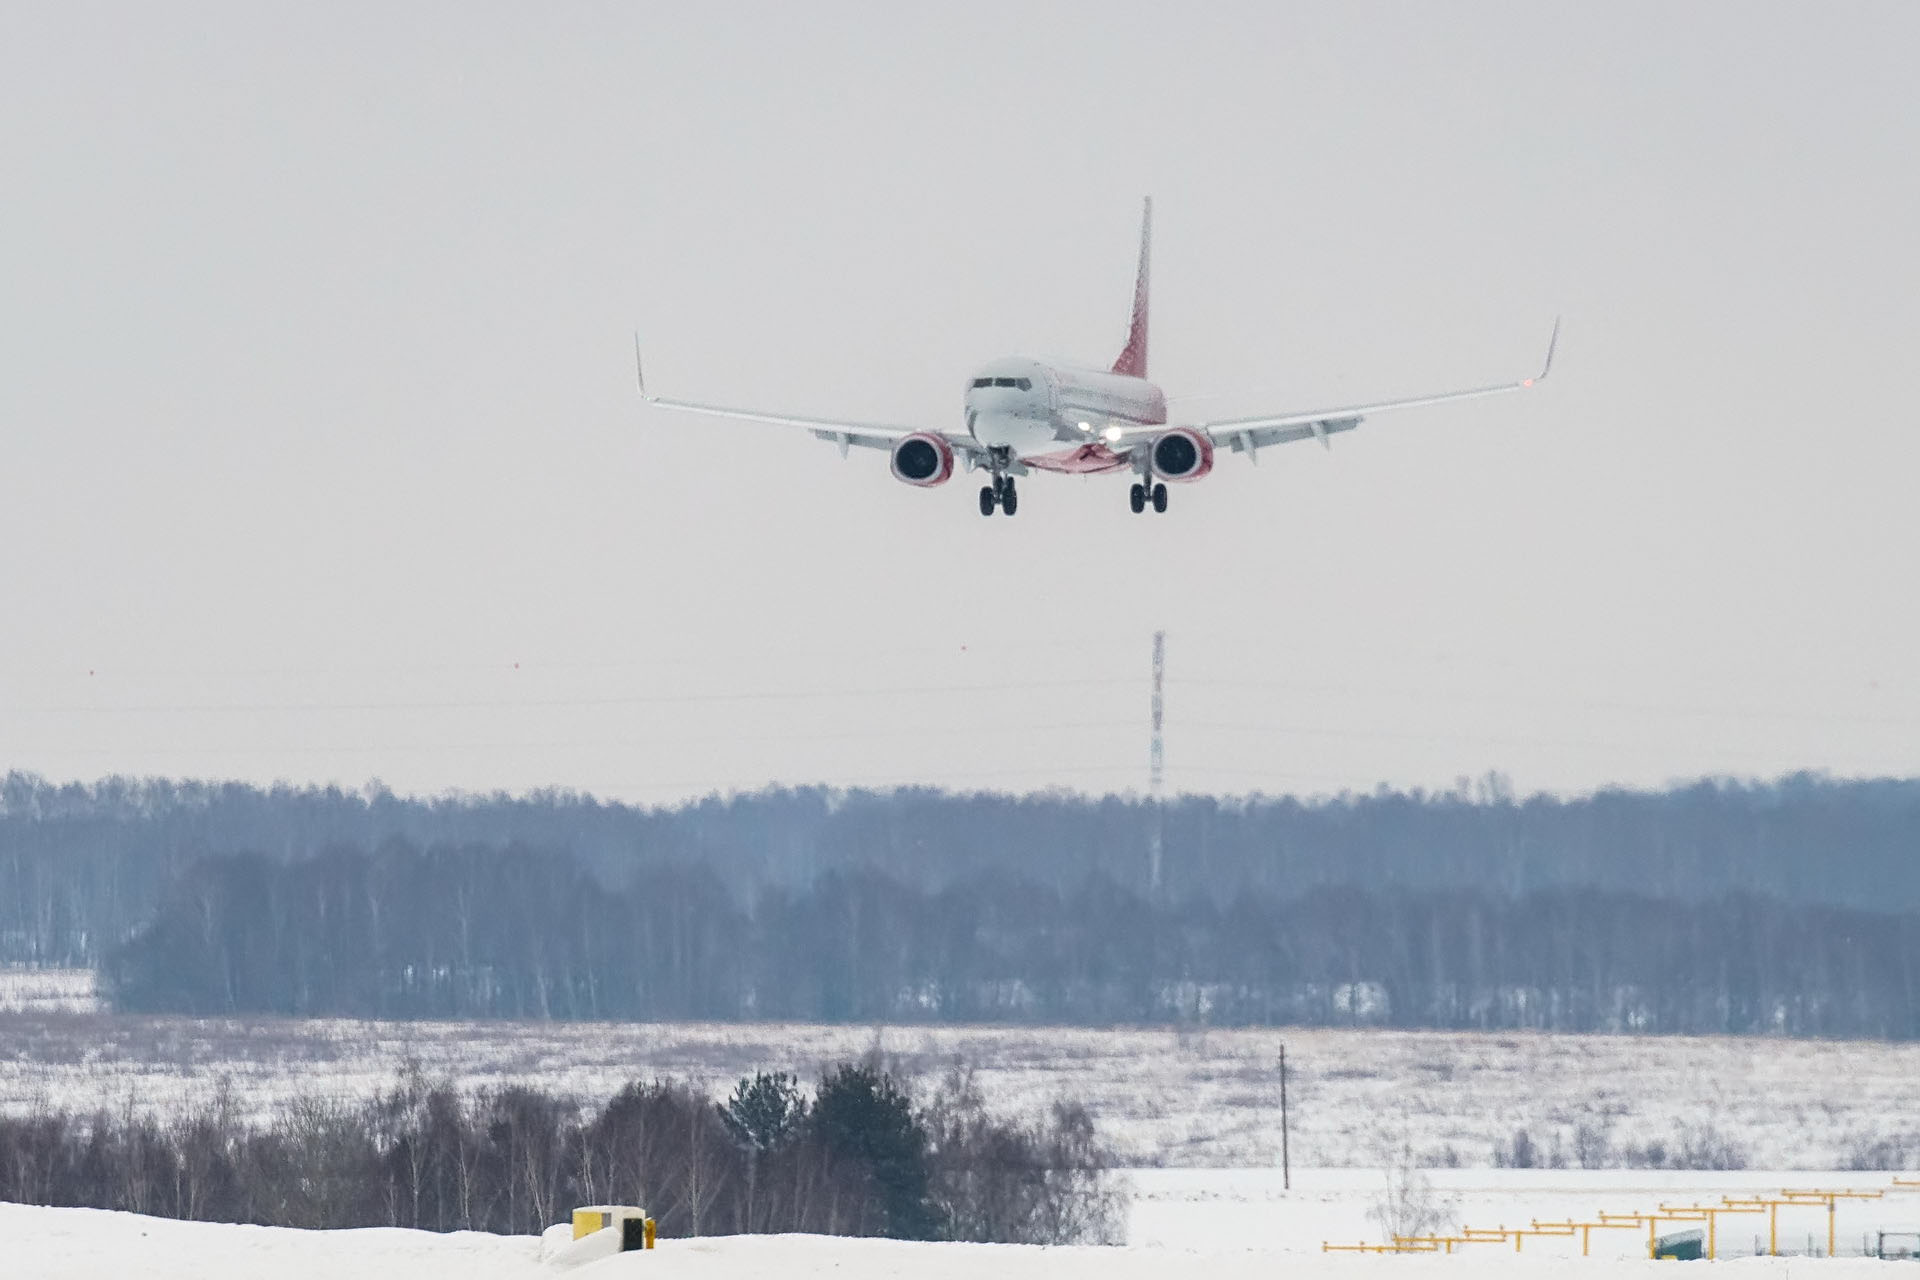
[
  {"xmin": 5, "ymin": 770, "xmax": 1920, "ymax": 968},
  {"xmin": 0, "ymin": 1062, "xmax": 1125, "ymax": 1242},
  {"xmin": 101, "ymin": 841, "xmax": 1920, "ymax": 1037}
]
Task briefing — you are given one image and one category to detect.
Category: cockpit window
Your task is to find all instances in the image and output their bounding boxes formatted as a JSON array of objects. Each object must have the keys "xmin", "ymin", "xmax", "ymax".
[
  {"xmin": 987, "ymin": 377, "xmax": 1033, "ymax": 390},
  {"xmin": 971, "ymin": 377, "xmax": 993, "ymax": 388}
]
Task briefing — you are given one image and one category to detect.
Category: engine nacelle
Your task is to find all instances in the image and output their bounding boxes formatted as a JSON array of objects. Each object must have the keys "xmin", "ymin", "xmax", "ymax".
[
  {"xmin": 1150, "ymin": 428, "xmax": 1214, "ymax": 482},
  {"xmin": 890, "ymin": 433, "xmax": 955, "ymax": 487}
]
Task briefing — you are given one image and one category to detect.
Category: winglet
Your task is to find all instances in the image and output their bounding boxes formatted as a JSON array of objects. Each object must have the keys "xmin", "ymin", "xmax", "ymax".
[
  {"xmin": 1110, "ymin": 197, "xmax": 1152, "ymax": 378},
  {"xmin": 634, "ymin": 333, "xmax": 654, "ymax": 401},
  {"xmin": 1523, "ymin": 317, "xmax": 1561, "ymax": 387}
]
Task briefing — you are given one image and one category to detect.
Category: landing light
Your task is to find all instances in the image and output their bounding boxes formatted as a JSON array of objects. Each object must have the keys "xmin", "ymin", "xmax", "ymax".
[
  {"xmin": 1078, "ymin": 421, "xmax": 1092, "ymax": 433},
  {"xmin": 1103, "ymin": 425, "xmax": 1123, "ymax": 442}
]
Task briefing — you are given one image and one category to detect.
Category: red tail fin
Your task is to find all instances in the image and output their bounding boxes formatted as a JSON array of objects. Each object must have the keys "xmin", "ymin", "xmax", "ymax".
[{"xmin": 1111, "ymin": 197, "xmax": 1152, "ymax": 378}]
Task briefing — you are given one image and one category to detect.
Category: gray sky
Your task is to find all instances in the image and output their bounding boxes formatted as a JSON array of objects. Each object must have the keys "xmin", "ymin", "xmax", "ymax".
[{"xmin": 3, "ymin": 2, "xmax": 1918, "ymax": 804}]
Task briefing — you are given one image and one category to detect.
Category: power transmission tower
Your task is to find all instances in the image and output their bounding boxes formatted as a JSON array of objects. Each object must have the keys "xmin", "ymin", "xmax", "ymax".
[{"xmin": 1149, "ymin": 630, "xmax": 1165, "ymax": 898}]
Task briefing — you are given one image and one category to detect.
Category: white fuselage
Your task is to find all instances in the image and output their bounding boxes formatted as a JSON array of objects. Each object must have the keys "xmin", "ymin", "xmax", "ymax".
[{"xmin": 963, "ymin": 357, "xmax": 1168, "ymax": 470}]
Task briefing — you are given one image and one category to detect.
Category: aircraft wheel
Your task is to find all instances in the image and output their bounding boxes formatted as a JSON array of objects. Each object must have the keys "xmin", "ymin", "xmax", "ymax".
[
  {"xmin": 979, "ymin": 485, "xmax": 997, "ymax": 516},
  {"xmin": 1129, "ymin": 483, "xmax": 1146, "ymax": 514},
  {"xmin": 1001, "ymin": 477, "xmax": 1018, "ymax": 516},
  {"xmin": 1151, "ymin": 482, "xmax": 1169, "ymax": 513}
]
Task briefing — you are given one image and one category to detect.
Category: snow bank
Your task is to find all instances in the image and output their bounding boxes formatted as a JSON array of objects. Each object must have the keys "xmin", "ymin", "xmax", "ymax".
[
  {"xmin": 545, "ymin": 1223, "xmax": 626, "ymax": 1269},
  {"xmin": 586, "ymin": 1235, "xmax": 1892, "ymax": 1279},
  {"xmin": 0, "ymin": 1202, "xmax": 1899, "ymax": 1280},
  {"xmin": 1133, "ymin": 1168, "xmax": 1920, "ymax": 1258},
  {"xmin": 7, "ymin": 1176, "xmax": 1916, "ymax": 1280},
  {"xmin": 0, "ymin": 1201, "xmax": 541, "ymax": 1280}
]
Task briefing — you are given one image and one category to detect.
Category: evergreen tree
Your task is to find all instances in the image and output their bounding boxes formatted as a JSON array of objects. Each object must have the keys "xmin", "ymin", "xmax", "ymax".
[{"xmin": 811, "ymin": 1065, "xmax": 943, "ymax": 1240}]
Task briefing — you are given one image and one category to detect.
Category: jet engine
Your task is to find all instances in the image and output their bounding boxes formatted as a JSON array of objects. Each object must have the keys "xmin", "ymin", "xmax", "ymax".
[
  {"xmin": 1150, "ymin": 428, "xmax": 1214, "ymax": 482},
  {"xmin": 890, "ymin": 433, "xmax": 954, "ymax": 487}
]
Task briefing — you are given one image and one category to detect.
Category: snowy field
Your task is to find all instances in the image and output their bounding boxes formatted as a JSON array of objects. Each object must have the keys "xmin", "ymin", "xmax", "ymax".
[
  {"xmin": 0, "ymin": 967, "xmax": 102, "ymax": 1015},
  {"xmin": 3, "ymin": 971, "xmax": 1920, "ymax": 1174},
  {"xmin": 1129, "ymin": 1169, "xmax": 1920, "ymax": 1258},
  {"xmin": 5, "ymin": 971, "xmax": 1920, "ymax": 1169},
  {"xmin": 10, "ymin": 1170, "xmax": 1920, "ymax": 1280}
]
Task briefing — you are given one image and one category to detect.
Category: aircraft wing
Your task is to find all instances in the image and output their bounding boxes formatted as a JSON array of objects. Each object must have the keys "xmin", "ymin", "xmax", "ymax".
[
  {"xmin": 1131, "ymin": 319, "xmax": 1559, "ymax": 457},
  {"xmin": 635, "ymin": 338, "xmax": 979, "ymax": 459}
]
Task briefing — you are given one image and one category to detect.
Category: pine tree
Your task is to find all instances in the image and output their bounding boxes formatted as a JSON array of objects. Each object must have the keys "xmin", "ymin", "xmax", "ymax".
[{"xmin": 812, "ymin": 1065, "xmax": 943, "ymax": 1240}]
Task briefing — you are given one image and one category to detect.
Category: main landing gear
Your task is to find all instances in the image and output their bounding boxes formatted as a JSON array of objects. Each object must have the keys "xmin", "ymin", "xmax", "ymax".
[
  {"xmin": 1129, "ymin": 481, "xmax": 1169, "ymax": 514},
  {"xmin": 979, "ymin": 474, "xmax": 1019, "ymax": 517}
]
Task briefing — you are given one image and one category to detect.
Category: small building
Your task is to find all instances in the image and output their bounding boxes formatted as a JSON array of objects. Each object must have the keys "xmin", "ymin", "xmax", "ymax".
[
  {"xmin": 1655, "ymin": 1228, "xmax": 1704, "ymax": 1261},
  {"xmin": 572, "ymin": 1205, "xmax": 655, "ymax": 1252}
]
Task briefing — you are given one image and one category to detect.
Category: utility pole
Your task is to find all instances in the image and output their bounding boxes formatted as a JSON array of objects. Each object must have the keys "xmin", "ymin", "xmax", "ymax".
[
  {"xmin": 1148, "ymin": 630, "xmax": 1165, "ymax": 899},
  {"xmin": 1279, "ymin": 1043, "xmax": 1291, "ymax": 1190}
]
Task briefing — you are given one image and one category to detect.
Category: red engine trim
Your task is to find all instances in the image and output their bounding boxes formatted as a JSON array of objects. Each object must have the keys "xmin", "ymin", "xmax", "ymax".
[
  {"xmin": 889, "ymin": 433, "xmax": 954, "ymax": 487},
  {"xmin": 1152, "ymin": 428, "xmax": 1214, "ymax": 482}
]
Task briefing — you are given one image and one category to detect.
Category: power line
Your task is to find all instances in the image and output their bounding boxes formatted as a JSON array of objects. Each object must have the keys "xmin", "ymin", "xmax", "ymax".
[
  {"xmin": 0, "ymin": 639, "xmax": 1050, "ymax": 683},
  {"xmin": 1171, "ymin": 677, "xmax": 1920, "ymax": 731},
  {"xmin": 9, "ymin": 718, "xmax": 1142, "ymax": 759},
  {"xmin": 0, "ymin": 675, "xmax": 1140, "ymax": 717},
  {"xmin": 1177, "ymin": 718, "xmax": 1911, "ymax": 766},
  {"xmin": 566, "ymin": 762, "xmax": 1149, "ymax": 796}
]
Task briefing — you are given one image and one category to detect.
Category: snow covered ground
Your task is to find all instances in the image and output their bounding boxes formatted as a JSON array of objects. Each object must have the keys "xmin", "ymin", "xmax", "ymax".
[
  {"xmin": 1130, "ymin": 1168, "xmax": 1920, "ymax": 1258},
  {"xmin": 0, "ymin": 967, "xmax": 101, "ymax": 1015},
  {"xmin": 5, "ymin": 972, "xmax": 1920, "ymax": 1169},
  {"xmin": 9, "ymin": 1169, "xmax": 1920, "ymax": 1280}
]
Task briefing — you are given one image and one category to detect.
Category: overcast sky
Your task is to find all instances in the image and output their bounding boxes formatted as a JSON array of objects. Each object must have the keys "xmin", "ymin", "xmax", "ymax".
[{"xmin": 3, "ymin": 2, "xmax": 1918, "ymax": 805}]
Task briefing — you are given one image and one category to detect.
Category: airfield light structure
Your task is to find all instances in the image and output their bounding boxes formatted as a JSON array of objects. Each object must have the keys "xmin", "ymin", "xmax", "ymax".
[
  {"xmin": 1597, "ymin": 1210, "xmax": 1664, "ymax": 1258},
  {"xmin": 1723, "ymin": 1196, "xmax": 1795, "ymax": 1256},
  {"xmin": 1460, "ymin": 1226, "xmax": 1526, "ymax": 1252},
  {"xmin": 1483, "ymin": 1224, "xmax": 1577, "ymax": 1254},
  {"xmin": 1533, "ymin": 1218, "xmax": 1655, "ymax": 1257},
  {"xmin": 1781, "ymin": 1188, "xmax": 1885, "ymax": 1257},
  {"xmin": 1341, "ymin": 1177, "xmax": 1918, "ymax": 1262},
  {"xmin": 1605, "ymin": 1207, "xmax": 1726, "ymax": 1260},
  {"xmin": 1657, "ymin": 1202, "xmax": 1767, "ymax": 1260},
  {"xmin": 1514, "ymin": 1224, "xmax": 1578, "ymax": 1252},
  {"xmin": 1389, "ymin": 1235, "xmax": 1468, "ymax": 1253}
]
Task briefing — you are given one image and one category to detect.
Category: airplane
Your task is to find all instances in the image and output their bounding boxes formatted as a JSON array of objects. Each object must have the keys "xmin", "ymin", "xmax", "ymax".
[{"xmin": 635, "ymin": 199, "xmax": 1557, "ymax": 517}]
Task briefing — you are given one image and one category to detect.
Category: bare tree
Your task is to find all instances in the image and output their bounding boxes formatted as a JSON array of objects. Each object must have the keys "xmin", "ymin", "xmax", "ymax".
[{"xmin": 1367, "ymin": 1140, "xmax": 1456, "ymax": 1241}]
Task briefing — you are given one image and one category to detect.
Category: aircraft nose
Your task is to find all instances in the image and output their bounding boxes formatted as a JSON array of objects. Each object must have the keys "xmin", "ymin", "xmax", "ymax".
[{"xmin": 968, "ymin": 410, "xmax": 1036, "ymax": 449}]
